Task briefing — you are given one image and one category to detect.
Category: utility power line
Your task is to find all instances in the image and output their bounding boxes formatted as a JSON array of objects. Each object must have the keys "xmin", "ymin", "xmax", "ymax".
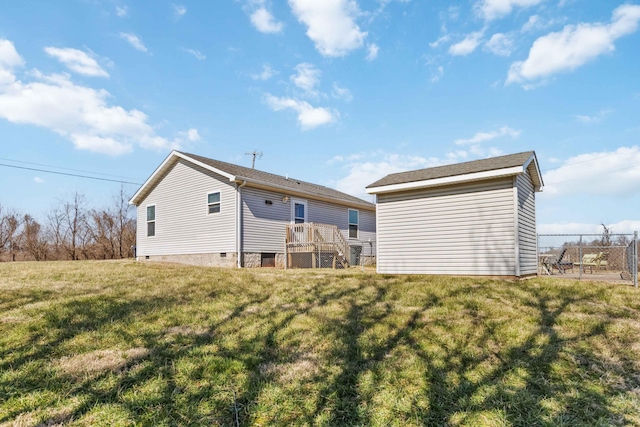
[
  {"xmin": 0, "ymin": 163, "xmax": 143, "ymax": 185},
  {"xmin": 0, "ymin": 157, "xmax": 140, "ymax": 181}
]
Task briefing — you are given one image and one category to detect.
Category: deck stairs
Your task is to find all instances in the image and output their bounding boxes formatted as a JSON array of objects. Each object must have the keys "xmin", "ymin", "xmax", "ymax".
[{"xmin": 285, "ymin": 223, "xmax": 350, "ymax": 268}]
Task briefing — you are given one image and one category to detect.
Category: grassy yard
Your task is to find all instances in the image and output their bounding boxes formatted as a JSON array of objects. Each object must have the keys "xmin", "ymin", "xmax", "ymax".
[{"xmin": 1, "ymin": 261, "xmax": 639, "ymax": 426}]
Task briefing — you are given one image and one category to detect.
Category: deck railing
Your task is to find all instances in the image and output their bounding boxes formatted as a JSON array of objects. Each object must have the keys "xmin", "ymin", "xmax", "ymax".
[{"xmin": 285, "ymin": 222, "xmax": 350, "ymax": 268}]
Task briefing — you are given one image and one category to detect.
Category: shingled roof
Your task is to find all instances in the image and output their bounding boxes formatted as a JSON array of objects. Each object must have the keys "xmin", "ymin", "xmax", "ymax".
[
  {"xmin": 366, "ymin": 151, "xmax": 542, "ymax": 193},
  {"xmin": 130, "ymin": 151, "xmax": 375, "ymax": 210}
]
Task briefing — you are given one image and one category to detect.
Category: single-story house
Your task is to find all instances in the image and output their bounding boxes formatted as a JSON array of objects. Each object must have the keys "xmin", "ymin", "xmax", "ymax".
[
  {"xmin": 129, "ymin": 151, "xmax": 376, "ymax": 268},
  {"xmin": 366, "ymin": 151, "xmax": 543, "ymax": 277}
]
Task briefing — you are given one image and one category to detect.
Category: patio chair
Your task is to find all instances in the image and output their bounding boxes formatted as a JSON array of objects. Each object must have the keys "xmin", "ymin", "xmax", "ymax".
[
  {"xmin": 545, "ymin": 248, "xmax": 573, "ymax": 274},
  {"xmin": 574, "ymin": 252, "xmax": 603, "ymax": 274}
]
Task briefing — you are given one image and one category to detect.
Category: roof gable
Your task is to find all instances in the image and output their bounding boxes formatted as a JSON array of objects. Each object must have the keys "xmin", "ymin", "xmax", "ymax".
[
  {"xmin": 129, "ymin": 151, "xmax": 375, "ymax": 210},
  {"xmin": 366, "ymin": 151, "xmax": 543, "ymax": 194}
]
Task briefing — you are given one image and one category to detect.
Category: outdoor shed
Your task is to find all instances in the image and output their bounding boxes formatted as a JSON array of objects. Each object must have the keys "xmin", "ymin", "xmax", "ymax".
[
  {"xmin": 129, "ymin": 151, "xmax": 376, "ymax": 269},
  {"xmin": 366, "ymin": 151, "xmax": 543, "ymax": 277}
]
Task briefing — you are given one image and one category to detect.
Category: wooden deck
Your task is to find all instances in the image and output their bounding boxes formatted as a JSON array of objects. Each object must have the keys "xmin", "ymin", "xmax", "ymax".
[{"xmin": 285, "ymin": 223, "xmax": 350, "ymax": 269}]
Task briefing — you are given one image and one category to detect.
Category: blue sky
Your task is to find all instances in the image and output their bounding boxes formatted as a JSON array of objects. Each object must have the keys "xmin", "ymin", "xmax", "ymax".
[{"xmin": 0, "ymin": 0, "xmax": 639, "ymax": 235}]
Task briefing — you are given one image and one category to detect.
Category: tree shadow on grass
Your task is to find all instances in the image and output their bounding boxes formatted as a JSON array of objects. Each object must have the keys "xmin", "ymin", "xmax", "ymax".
[
  {"xmin": 303, "ymin": 279, "xmax": 639, "ymax": 426},
  {"xmin": 410, "ymin": 285, "xmax": 636, "ymax": 426},
  {"xmin": 3, "ymin": 273, "xmax": 639, "ymax": 426}
]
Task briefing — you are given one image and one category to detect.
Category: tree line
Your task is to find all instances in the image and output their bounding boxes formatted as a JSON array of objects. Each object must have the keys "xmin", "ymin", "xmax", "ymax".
[{"xmin": 0, "ymin": 188, "xmax": 136, "ymax": 262}]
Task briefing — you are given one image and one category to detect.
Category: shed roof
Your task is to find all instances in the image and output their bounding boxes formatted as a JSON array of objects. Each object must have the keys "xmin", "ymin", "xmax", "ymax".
[
  {"xmin": 129, "ymin": 151, "xmax": 375, "ymax": 210},
  {"xmin": 366, "ymin": 151, "xmax": 543, "ymax": 194}
]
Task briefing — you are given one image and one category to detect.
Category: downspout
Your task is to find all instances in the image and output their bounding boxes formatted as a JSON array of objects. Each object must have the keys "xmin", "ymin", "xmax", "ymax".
[{"xmin": 236, "ymin": 180, "xmax": 247, "ymax": 268}]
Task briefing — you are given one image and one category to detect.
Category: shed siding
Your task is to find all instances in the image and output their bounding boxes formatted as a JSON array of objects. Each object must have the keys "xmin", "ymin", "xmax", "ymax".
[
  {"xmin": 242, "ymin": 186, "xmax": 376, "ymax": 255},
  {"xmin": 376, "ymin": 178, "xmax": 516, "ymax": 275},
  {"xmin": 516, "ymin": 172, "xmax": 537, "ymax": 275},
  {"xmin": 136, "ymin": 159, "xmax": 237, "ymax": 256}
]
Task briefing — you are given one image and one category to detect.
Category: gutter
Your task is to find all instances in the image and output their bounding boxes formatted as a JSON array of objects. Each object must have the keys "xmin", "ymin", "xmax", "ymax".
[{"xmin": 236, "ymin": 180, "xmax": 247, "ymax": 268}]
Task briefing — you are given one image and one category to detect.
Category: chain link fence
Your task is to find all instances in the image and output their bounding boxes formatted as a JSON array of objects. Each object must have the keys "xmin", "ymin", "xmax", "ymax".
[
  {"xmin": 285, "ymin": 239, "xmax": 376, "ymax": 270},
  {"xmin": 537, "ymin": 233, "xmax": 638, "ymax": 287}
]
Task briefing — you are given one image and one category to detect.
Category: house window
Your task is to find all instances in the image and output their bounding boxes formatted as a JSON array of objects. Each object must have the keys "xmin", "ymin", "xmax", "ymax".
[
  {"xmin": 348, "ymin": 209, "xmax": 358, "ymax": 239},
  {"xmin": 293, "ymin": 201, "xmax": 306, "ymax": 224},
  {"xmin": 207, "ymin": 192, "xmax": 221, "ymax": 214},
  {"xmin": 146, "ymin": 205, "xmax": 155, "ymax": 237}
]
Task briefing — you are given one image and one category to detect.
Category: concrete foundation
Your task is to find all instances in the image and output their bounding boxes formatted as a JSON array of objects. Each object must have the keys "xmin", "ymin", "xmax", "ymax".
[
  {"xmin": 138, "ymin": 252, "xmax": 238, "ymax": 268},
  {"xmin": 241, "ymin": 252, "xmax": 286, "ymax": 268},
  {"xmin": 138, "ymin": 252, "xmax": 286, "ymax": 268}
]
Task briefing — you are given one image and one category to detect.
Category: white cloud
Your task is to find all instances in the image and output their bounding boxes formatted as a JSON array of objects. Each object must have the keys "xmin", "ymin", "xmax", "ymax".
[
  {"xmin": 251, "ymin": 64, "xmax": 277, "ymax": 81},
  {"xmin": 0, "ymin": 39, "xmax": 193, "ymax": 156},
  {"xmin": 291, "ymin": 63, "xmax": 321, "ymax": 96},
  {"xmin": 573, "ymin": 109, "xmax": 612, "ymax": 124},
  {"xmin": 119, "ymin": 32, "xmax": 148, "ymax": 52},
  {"xmin": 115, "ymin": 6, "xmax": 128, "ymax": 17},
  {"xmin": 264, "ymin": 94, "xmax": 336, "ymax": 130},
  {"xmin": 250, "ymin": 7, "xmax": 284, "ymax": 33},
  {"xmin": 484, "ymin": 33, "xmax": 514, "ymax": 56},
  {"xmin": 332, "ymin": 83, "xmax": 353, "ymax": 102},
  {"xmin": 430, "ymin": 66, "xmax": 444, "ymax": 83},
  {"xmin": 0, "ymin": 39, "xmax": 24, "ymax": 70},
  {"xmin": 449, "ymin": 30, "xmax": 484, "ymax": 56},
  {"xmin": 289, "ymin": 0, "xmax": 367, "ymax": 57},
  {"xmin": 454, "ymin": 126, "xmax": 520, "ymax": 145},
  {"xmin": 429, "ymin": 34, "xmax": 451, "ymax": 49},
  {"xmin": 333, "ymin": 151, "xmax": 445, "ymax": 197},
  {"xmin": 538, "ymin": 220, "xmax": 640, "ymax": 235},
  {"xmin": 543, "ymin": 146, "xmax": 640, "ymax": 197},
  {"xmin": 33, "ymin": 177, "xmax": 45, "ymax": 184},
  {"xmin": 507, "ymin": 4, "xmax": 640, "ymax": 85},
  {"xmin": 366, "ymin": 43, "xmax": 379, "ymax": 61},
  {"xmin": 173, "ymin": 4, "xmax": 186, "ymax": 17},
  {"xmin": 177, "ymin": 128, "xmax": 201, "ymax": 142},
  {"xmin": 44, "ymin": 47, "xmax": 109, "ymax": 77},
  {"xmin": 185, "ymin": 48, "xmax": 206, "ymax": 60},
  {"xmin": 476, "ymin": 0, "xmax": 545, "ymax": 21}
]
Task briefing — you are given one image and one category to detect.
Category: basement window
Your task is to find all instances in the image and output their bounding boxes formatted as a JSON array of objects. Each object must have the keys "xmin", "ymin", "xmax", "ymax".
[{"xmin": 261, "ymin": 253, "xmax": 276, "ymax": 267}]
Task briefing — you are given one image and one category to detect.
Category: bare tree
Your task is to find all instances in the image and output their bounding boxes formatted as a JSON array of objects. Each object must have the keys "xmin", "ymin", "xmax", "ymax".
[
  {"xmin": 88, "ymin": 186, "xmax": 136, "ymax": 259},
  {"xmin": 90, "ymin": 209, "xmax": 117, "ymax": 259},
  {"xmin": 47, "ymin": 192, "xmax": 91, "ymax": 260},
  {"xmin": 113, "ymin": 185, "xmax": 136, "ymax": 258},
  {"xmin": 21, "ymin": 215, "xmax": 48, "ymax": 260},
  {"xmin": 599, "ymin": 223, "xmax": 612, "ymax": 247},
  {"xmin": 0, "ymin": 205, "xmax": 23, "ymax": 261}
]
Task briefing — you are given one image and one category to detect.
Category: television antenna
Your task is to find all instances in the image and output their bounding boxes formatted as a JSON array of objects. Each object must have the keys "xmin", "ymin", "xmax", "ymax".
[{"xmin": 245, "ymin": 151, "xmax": 263, "ymax": 169}]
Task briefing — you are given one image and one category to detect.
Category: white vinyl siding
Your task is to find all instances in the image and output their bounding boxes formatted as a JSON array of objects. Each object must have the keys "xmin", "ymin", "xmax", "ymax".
[
  {"xmin": 136, "ymin": 159, "xmax": 236, "ymax": 256},
  {"xmin": 516, "ymin": 172, "xmax": 537, "ymax": 275},
  {"xmin": 241, "ymin": 187, "xmax": 290, "ymax": 253},
  {"xmin": 376, "ymin": 178, "xmax": 516, "ymax": 275},
  {"xmin": 241, "ymin": 186, "xmax": 376, "ymax": 254}
]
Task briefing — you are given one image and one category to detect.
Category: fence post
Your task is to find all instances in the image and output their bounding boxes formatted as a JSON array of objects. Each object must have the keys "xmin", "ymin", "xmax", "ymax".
[
  {"xmin": 537, "ymin": 234, "xmax": 540, "ymax": 275},
  {"xmin": 284, "ymin": 235, "xmax": 288, "ymax": 270},
  {"xmin": 579, "ymin": 235, "xmax": 583, "ymax": 281},
  {"xmin": 634, "ymin": 231, "xmax": 638, "ymax": 288}
]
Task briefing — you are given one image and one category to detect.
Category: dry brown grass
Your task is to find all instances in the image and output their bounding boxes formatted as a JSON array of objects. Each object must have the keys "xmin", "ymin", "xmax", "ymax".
[{"xmin": 55, "ymin": 348, "xmax": 150, "ymax": 378}]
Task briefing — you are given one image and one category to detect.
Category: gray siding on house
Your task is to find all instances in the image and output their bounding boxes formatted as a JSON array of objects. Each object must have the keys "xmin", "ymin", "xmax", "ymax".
[
  {"xmin": 376, "ymin": 178, "xmax": 516, "ymax": 275},
  {"xmin": 241, "ymin": 186, "xmax": 377, "ymax": 255},
  {"xmin": 241, "ymin": 187, "xmax": 289, "ymax": 253},
  {"xmin": 136, "ymin": 159, "xmax": 237, "ymax": 256},
  {"xmin": 516, "ymin": 172, "xmax": 537, "ymax": 275}
]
